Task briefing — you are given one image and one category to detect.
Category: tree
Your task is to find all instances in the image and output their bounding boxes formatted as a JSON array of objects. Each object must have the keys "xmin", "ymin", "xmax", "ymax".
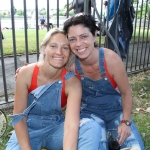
[
  {"xmin": 17, "ymin": 9, "xmax": 24, "ymax": 16},
  {"xmin": 134, "ymin": 0, "xmax": 150, "ymax": 19},
  {"xmin": 39, "ymin": 7, "xmax": 46, "ymax": 15}
]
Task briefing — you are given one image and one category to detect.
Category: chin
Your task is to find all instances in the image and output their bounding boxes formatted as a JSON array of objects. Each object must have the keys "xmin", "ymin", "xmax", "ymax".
[
  {"xmin": 53, "ymin": 63, "xmax": 66, "ymax": 69},
  {"xmin": 77, "ymin": 54, "xmax": 88, "ymax": 60}
]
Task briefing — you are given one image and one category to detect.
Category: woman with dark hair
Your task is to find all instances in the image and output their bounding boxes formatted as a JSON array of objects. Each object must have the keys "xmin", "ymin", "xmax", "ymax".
[{"xmin": 63, "ymin": 13, "xmax": 145, "ymax": 150}]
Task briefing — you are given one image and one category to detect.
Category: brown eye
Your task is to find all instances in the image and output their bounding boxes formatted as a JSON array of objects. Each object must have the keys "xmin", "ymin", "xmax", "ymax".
[
  {"xmin": 81, "ymin": 35, "xmax": 87, "ymax": 39},
  {"xmin": 69, "ymin": 38, "xmax": 76, "ymax": 43}
]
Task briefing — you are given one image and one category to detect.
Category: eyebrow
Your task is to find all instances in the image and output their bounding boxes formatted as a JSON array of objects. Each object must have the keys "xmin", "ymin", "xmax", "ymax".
[
  {"xmin": 50, "ymin": 42, "xmax": 69, "ymax": 46},
  {"xmin": 68, "ymin": 33, "xmax": 88, "ymax": 38}
]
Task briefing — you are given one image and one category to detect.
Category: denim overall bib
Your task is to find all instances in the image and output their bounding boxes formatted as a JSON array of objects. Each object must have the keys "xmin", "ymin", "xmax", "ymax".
[
  {"xmin": 75, "ymin": 48, "xmax": 145, "ymax": 150},
  {"xmin": 6, "ymin": 72, "xmax": 75, "ymax": 150}
]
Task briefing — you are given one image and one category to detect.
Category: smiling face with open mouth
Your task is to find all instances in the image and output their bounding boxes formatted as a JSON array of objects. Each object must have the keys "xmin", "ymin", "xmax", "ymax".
[
  {"xmin": 67, "ymin": 24, "xmax": 96, "ymax": 60},
  {"xmin": 44, "ymin": 33, "xmax": 70, "ymax": 69}
]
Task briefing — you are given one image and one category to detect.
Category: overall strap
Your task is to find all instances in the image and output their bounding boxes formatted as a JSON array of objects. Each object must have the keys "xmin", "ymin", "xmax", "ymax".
[
  {"xmin": 75, "ymin": 57, "xmax": 83, "ymax": 75},
  {"xmin": 99, "ymin": 47, "xmax": 106, "ymax": 76},
  {"xmin": 10, "ymin": 78, "xmax": 62, "ymax": 127},
  {"xmin": 61, "ymin": 69, "xmax": 76, "ymax": 108},
  {"xmin": 100, "ymin": 48, "xmax": 117, "ymax": 88}
]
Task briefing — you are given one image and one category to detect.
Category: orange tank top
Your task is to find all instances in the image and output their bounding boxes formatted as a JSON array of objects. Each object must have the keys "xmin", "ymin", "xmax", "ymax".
[
  {"xmin": 75, "ymin": 59, "xmax": 117, "ymax": 88},
  {"xmin": 28, "ymin": 65, "xmax": 67, "ymax": 108}
]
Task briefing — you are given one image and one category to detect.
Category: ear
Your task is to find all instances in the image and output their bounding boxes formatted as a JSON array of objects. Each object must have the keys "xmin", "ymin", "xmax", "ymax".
[{"xmin": 40, "ymin": 45, "xmax": 46, "ymax": 55}]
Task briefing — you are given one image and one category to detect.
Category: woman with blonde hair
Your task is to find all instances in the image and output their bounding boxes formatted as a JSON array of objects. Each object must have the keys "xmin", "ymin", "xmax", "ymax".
[{"xmin": 6, "ymin": 28, "xmax": 101, "ymax": 150}]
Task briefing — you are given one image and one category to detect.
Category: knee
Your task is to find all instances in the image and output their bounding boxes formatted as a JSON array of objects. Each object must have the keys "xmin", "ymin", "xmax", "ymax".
[
  {"xmin": 79, "ymin": 118, "xmax": 101, "ymax": 135},
  {"xmin": 78, "ymin": 118, "xmax": 107, "ymax": 150},
  {"xmin": 6, "ymin": 142, "xmax": 21, "ymax": 150}
]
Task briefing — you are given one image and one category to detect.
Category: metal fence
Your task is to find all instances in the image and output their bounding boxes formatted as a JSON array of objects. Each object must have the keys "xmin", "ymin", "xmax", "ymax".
[{"xmin": 0, "ymin": 0, "xmax": 150, "ymax": 104}]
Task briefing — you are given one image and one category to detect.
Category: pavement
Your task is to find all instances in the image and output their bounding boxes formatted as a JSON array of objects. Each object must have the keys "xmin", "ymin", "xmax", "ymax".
[
  {"xmin": 0, "ymin": 54, "xmax": 37, "ymax": 108},
  {"xmin": 0, "ymin": 43, "xmax": 149, "ymax": 106}
]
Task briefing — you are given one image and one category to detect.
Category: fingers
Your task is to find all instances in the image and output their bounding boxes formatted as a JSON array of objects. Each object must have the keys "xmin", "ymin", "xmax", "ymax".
[
  {"xmin": 118, "ymin": 124, "xmax": 131, "ymax": 146},
  {"xmin": 24, "ymin": 62, "xmax": 28, "ymax": 66},
  {"xmin": 14, "ymin": 73, "xmax": 18, "ymax": 81}
]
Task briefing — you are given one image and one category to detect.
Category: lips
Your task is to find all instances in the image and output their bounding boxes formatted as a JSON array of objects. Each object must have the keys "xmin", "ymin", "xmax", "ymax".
[{"xmin": 78, "ymin": 48, "xmax": 86, "ymax": 52}]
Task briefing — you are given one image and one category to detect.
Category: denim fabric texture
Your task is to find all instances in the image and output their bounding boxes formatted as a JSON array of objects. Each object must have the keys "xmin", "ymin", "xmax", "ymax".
[
  {"xmin": 75, "ymin": 47, "xmax": 145, "ymax": 150},
  {"xmin": 6, "ymin": 72, "xmax": 73, "ymax": 150},
  {"xmin": 6, "ymin": 71, "xmax": 103, "ymax": 150}
]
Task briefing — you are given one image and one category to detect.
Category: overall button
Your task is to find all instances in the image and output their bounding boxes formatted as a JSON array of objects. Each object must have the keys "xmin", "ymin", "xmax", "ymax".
[
  {"xmin": 88, "ymin": 87, "xmax": 93, "ymax": 89},
  {"xmin": 58, "ymin": 81, "xmax": 62, "ymax": 83},
  {"xmin": 81, "ymin": 77, "xmax": 84, "ymax": 80},
  {"xmin": 104, "ymin": 77, "xmax": 108, "ymax": 80}
]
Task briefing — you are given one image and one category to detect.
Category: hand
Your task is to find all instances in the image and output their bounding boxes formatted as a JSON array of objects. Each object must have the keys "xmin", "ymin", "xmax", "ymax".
[
  {"xmin": 118, "ymin": 123, "xmax": 131, "ymax": 146},
  {"xmin": 14, "ymin": 62, "xmax": 28, "ymax": 81}
]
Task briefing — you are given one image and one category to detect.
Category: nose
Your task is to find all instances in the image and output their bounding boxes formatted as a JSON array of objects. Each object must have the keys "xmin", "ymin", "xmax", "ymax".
[
  {"xmin": 76, "ymin": 38, "xmax": 82, "ymax": 46},
  {"xmin": 55, "ymin": 47, "xmax": 62, "ymax": 55}
]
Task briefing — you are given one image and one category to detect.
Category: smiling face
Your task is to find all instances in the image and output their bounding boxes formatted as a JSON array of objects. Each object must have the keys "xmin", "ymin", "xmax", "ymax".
[
  {"xmin": 43, "ymin": 33, "xmax": 70, "ymax": 69},
  {"xmin": 67, "ymin": 25, "xmax": 96, "ymax": 60}
]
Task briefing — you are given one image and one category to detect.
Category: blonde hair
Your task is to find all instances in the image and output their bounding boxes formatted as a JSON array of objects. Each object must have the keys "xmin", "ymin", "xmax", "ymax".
[{"xmin": 38, "ymin": 28, "xmax": 75, "ymax": 71}]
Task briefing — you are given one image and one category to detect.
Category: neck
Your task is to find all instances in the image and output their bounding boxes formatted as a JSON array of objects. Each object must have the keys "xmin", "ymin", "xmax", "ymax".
[{"xmin": 39, "ymin": 63, "xmax": 63, "ymax": 81}]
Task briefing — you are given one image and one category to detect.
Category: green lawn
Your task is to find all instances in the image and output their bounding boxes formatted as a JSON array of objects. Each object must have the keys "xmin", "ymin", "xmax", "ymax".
[
  {"xmin": 2, "ymin": 28, "xmax": 150, "ymax": 56},
  {"xmin": 2, "ymin": 29, "xmax": 47, "ymax": 55},
  {"xmin": 129, "ymin": 70, "xmax": 150, "ymax": 150}
]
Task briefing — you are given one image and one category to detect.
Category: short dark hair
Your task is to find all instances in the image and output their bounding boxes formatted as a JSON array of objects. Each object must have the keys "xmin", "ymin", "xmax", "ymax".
[{"xmin": 63, "ymin": 13, "xmax": 100, "ymax": 37}]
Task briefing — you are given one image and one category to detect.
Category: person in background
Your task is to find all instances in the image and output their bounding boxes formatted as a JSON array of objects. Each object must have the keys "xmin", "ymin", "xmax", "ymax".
[
  {"xmin": 64, "ymin": 0, "xmax": 92, "ymax": 15},
  {"xmin": 63, "ymin": 13, "xmax": 145, "ymax": 150},
  {"xmin": 46, "ymin": 17, "xmax": 54, "ymax": 29},
  {"xmin": 6, "ymin": 28, "xmax": 102, "ymax": 150},
  {"xmin": 39, "ymin": 16, "xmax": 46, "ymax": 30}
]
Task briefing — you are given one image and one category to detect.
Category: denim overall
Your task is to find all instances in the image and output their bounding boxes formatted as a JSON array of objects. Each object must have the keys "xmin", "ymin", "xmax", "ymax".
[
  {"xmin": 6, "ymin": 72, "xmax": 74, "ymax": 150},
  {"xmin": 75, "ymin": 48, "xmax": 145, "ymax": 150},
  {"xmin": 6, "ymin": 71, "xmax": 103, "ymax": 150}
]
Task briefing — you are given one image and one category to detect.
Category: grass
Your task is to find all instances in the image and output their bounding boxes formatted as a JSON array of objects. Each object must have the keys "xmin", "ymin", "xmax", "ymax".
[
  {"xmin": 0, "ymin": 70, "xmax": 150, "ymax": 150},
  {"xmin": 0, "ymin": 117, "xmax": 13, "ymax": 150},
  {"xmin": 2, "ymin": 29, "xmax": 47, "ymax": 55},
  {"xmin": 2, "ymin": 28, "xmax": 150, "ymax": 56},
  {"xmin": 129, "ymin": 70, "xmax": 150, "ymax": 150}
]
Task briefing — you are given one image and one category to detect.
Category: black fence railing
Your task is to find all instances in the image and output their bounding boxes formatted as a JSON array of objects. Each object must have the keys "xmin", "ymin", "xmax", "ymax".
[{"xmin": 0, "ymin": 0, "xmax": 150, "ymax": 104}]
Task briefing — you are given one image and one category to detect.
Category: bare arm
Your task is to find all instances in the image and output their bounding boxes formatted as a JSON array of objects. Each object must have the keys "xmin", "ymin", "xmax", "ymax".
[
  {"xmin": 105, "ymin": 49, "xmax": 132, "ymax": 145},
  {"xmin": 13, "ymin": 65, "xmax": 34, "ymax": 150},
  {"xmin": 63, "ymin": 76, "xmax": 82, "ymax": 150}
]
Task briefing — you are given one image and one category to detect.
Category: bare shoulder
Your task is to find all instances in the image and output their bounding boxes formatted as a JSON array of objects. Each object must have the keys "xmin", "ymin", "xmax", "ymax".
[
  {"xmin": 19, "ymin": 63, "xmax": 37, "ymax": 76},
  {"xmin": 17, "ymin": 63, "xmax": 37, "ymax": 86},
  {"xmin": 103, "ymin": 48, "xmax": 125, "ymax": 76},
  {"xmin": 104, "ymin": 48, "xmax": 122, "ymax": 62}
]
